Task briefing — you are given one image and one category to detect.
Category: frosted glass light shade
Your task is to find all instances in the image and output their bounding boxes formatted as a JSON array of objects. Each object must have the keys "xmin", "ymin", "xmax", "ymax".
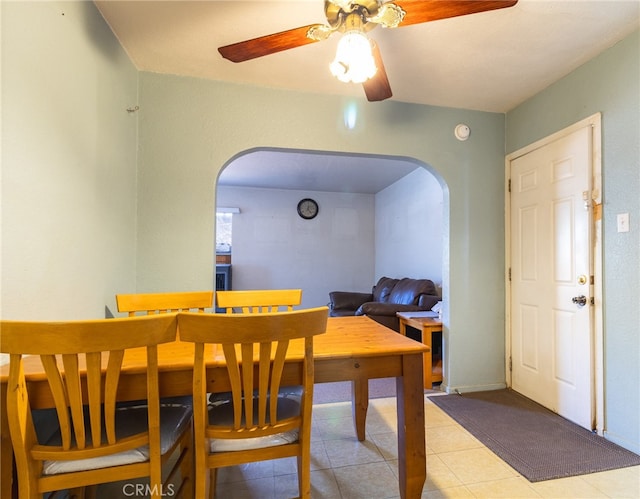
[{"xmin": 329, "ymin": 31, "xmax": 377, "ymax": 84}]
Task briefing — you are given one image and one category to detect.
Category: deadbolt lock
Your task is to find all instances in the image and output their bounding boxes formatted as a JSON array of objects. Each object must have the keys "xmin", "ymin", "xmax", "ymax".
[{"xmin": 577, "ymin": 275, "xmax": 587, "ymax": 285}]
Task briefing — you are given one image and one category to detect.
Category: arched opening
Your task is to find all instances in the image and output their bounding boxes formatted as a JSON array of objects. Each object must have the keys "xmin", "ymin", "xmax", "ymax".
[{"xmin": 214, "ymin": 147, "xmax": 448, "ymax": 311}]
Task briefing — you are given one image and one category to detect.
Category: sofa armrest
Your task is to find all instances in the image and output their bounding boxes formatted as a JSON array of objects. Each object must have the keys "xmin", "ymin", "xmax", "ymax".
[
  {"xmin": 329, "ymin": 291, "xmax": 373, "ymax": 313},
  {"xmin": 418, "ymin": 294, "xmax": 440, "ymax": 310},
  {"xmin": 356, "ymin": 302, "xmax": 428, "ymax": 317}
]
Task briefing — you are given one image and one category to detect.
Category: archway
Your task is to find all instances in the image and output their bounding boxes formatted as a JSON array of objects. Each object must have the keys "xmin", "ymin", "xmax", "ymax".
[{"xmin": 214, "ymin": 147, "xmax": 447, "ymax": 303}]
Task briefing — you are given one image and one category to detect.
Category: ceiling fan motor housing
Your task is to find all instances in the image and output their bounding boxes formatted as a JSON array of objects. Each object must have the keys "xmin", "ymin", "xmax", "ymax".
[{"xmin": 326, "ymin": 0, "xmax": 381, "ymax": 31}]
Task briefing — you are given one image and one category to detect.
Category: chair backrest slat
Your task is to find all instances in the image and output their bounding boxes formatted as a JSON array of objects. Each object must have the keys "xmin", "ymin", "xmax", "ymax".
[
  {"xmin": 215, "ymin": 289, "xmax": 302, "ymax": 314},
  {"xmin": 61, "ymin": 354, "xmax": 87, "ymax": 449},
  {"xmin": 41, "ymin": 354, "xmax": 74, "ymax": 450},
  {"xmin": 116, "ymin": 291, "xmax": 213, "ymax": 316},
  {"xmin": 269, "ymin": 340, "xmax": 289, "ymax": 424},
  {"xmin": 86, "ymin": 351, "xmax": 103, "ymax": 448},
  {"xmin": 104, "ymin": 349, "xmax": 125, "ymax": 444}
]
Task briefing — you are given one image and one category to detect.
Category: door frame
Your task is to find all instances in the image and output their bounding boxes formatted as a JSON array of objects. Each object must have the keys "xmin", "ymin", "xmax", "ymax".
[{"xmin": 504, "ymin": 113, "xmax": 604, "ymax": 434}]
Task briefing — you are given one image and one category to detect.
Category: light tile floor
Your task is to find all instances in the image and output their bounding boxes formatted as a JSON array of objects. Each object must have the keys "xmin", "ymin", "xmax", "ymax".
[
  {"xmin": 95, "ymin": 394, "xmax": 640, "ymax": 498},
  {"xmin": 212, "ymin": 395, "xmax": 640, "ymax": 499}
]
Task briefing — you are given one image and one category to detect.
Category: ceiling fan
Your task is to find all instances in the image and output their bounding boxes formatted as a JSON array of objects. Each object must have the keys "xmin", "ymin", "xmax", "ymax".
[{"xmin": 218, "ymin": 0, "xmax": 518, "ymax": 102}]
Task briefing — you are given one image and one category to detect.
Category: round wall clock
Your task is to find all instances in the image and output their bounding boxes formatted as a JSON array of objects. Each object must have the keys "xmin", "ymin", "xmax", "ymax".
[{"xmin": 297, "ymin": 198, "xmax": 319, "ymax": 220}]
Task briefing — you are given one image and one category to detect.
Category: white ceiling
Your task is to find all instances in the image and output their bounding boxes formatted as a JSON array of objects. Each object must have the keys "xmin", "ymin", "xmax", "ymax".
[
  {"xmin": 94, "ymin": 0, "xmax": 639, "ymax": 193},
  {"xmin": 96, "ymin": 0, "xmax": 639, "ymax": 112},
  {"xmin": 217, "ymin": 150, "xmax": 421, "ymax": 194}
]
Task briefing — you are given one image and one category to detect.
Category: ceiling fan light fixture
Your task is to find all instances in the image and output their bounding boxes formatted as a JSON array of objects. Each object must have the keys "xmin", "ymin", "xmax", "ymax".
[
  {"xmin": 330, "ymin": 30, "xmax": 377, "ymax": 84},
  {"xmin": 217, "ymin": 0, "xmax": 519, "ymax": 102}
]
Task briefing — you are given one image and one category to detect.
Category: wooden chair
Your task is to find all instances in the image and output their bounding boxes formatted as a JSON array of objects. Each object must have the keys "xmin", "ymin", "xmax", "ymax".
[
  {"xmin": 177, "ymin": 307, "xmax": 328, "ymax": 499},
  {"xmin": 215, "ymin": 289, "xmax": 302, "ymax": 314},
  {"xmin": 116, "ymin": 290, "xmax": 214, "ymax": 316},
  {"xmin": 1, "ymin": 314, "xmax": 193, "ymax": 499}
]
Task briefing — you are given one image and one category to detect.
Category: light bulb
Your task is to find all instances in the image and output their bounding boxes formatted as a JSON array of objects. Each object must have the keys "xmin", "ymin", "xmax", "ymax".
[{"xmin": 330, "ymin": 31, "xmax": 377, "ymax": 84}]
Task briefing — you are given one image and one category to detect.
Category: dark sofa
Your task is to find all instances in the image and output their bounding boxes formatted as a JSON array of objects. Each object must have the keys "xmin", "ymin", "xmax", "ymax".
[{"xmin": 329, "ymin": 276, "xmax": 440, "ymax": 332}]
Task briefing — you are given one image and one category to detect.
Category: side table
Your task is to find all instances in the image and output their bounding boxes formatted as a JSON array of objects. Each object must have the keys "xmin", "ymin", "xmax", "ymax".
[{"xmin": 397, "ymin": 315, "xmax": 443, "ymax": 389}]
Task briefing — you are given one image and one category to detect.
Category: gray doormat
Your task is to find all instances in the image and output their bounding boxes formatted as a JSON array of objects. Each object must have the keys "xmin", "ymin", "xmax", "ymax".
[{"xmin": 429, "ymin": 389, "xmax": 640, "ymax": 482}]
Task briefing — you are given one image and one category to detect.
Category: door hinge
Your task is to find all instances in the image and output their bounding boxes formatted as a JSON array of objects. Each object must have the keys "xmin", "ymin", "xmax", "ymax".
[
  {"xmin": 508, "ymin": 268, "xmax": 512, "ymax": 281},
  {"xmin": 508, "ymin": 179, "xmax": 511, "ymax": 193},
  {"xmin": 509, "ymin": 357, "xmax": 513, "ymax": 371}
]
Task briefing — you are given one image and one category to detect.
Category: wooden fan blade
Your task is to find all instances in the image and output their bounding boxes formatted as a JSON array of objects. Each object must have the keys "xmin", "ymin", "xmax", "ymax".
[
  {"xmin": 363, "ymin": 43, "xmax": 392, "ymax": 102},
  {"xmin": 219, "ymin": 25, "xmax": 321, "ymax": 62},
  {"xmin": 394, "ymin": 0, "xmax": 517, "ymax": 26}
]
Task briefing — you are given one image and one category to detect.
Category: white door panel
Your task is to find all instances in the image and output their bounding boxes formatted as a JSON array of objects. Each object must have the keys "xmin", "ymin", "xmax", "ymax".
[{"xmin": 510, "ymin": 125, "xmax": 593, "ymax": 430}]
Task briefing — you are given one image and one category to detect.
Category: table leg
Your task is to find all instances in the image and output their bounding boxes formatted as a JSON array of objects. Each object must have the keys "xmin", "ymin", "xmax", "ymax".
[
  {"xmin": 396, "ymin": 353, "xmax": 426, "ymax": 499},
  {"xmin": 351, "ymin": 379, "xmax": 369, "ymax": 441},
  {"xmin": 421, "ymin": 326, "xmax": 433, "ymax": 389}
]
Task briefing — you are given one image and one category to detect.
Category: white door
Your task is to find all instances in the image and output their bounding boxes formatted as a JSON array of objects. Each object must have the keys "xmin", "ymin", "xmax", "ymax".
[{"xmin": 509, "ymin": 124, "xmax": 594, "ymax": 430}]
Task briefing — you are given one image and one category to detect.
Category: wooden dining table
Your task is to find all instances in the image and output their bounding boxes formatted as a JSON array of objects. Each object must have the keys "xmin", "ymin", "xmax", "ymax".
[{"xmin": 1, "ymin": 315, "xmax": 429, "ymax": 498}]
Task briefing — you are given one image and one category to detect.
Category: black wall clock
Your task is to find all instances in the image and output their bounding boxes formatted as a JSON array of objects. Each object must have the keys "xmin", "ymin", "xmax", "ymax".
[{"xmin": 297, "ymin": 198, "xmax": 319, "ymax": 220}]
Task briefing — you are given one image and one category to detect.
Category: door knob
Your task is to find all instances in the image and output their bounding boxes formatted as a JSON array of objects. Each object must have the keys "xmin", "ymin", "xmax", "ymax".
[{"xmin": 572, "ymin": 295, "xmax": 587, "ymax": 306}]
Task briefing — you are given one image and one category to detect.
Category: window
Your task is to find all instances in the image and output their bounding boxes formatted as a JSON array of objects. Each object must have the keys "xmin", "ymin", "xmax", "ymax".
[
  {"xmin": 216, "ymin": 207, "xmax": 238, "ymax": 253},
  {"xmin": 216, "ymin": 212, "xmax": 232, "ymax": 252}
]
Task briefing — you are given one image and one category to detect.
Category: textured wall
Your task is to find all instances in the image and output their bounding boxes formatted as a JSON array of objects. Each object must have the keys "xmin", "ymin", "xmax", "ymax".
[
  {"xmin": 216, "ymin": 185, "xmax": 376, "ymax": 308},
  {"xmin": 375, "ymin": 167, "xmax": 444, "ymax": 286},
  {"xmin": 1, "ymin": 1, "xmax": 138, "ymax": 323}
]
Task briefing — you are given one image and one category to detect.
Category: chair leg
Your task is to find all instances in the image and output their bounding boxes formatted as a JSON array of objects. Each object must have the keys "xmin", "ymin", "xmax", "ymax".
[
  {"xmin": 179, "ymin": 426, "xmax": 194, "ymax": 499},
  {"xmin": 297, "ymin": 452, "xmax": 311, "ymax": 499},
  {"xmin": 193, "ymin": 444, "xmax": 207, "ymax": 499},
  {"xmin": 209, "ymin": 468, "xmax": 217, "ymax": 499}
]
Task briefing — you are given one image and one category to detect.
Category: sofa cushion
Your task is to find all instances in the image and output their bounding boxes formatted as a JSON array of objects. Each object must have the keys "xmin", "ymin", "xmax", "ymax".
[
  {"xmin": 372, "ymin": 277, "xmax": 398, "ymax": 303},
  {"xmin": 329, "ymin": 291, "xmax": 373, "ymax": 312},
  {"xmin": 357, "ymin": 302, "xmax": 428, "ymax": 316},
  {"xmin": 388, "ymin": 278, "xmax": 437, "ymax": 305}
]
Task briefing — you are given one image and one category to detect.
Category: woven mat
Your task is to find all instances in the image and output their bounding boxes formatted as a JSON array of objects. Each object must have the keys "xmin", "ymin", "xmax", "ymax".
[{"xmin": 429, "ymin": 389, "xmax": 640, "ymax": 482}]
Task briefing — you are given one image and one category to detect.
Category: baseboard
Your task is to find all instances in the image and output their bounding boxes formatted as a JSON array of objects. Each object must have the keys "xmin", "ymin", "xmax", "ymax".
[
  {"xmin": 603, "ymin": 430, "xmax": 640, "ymax": 455},
  {"xmin": 441, "ymin": 382, "xmax": 507, "ymax": 395}
]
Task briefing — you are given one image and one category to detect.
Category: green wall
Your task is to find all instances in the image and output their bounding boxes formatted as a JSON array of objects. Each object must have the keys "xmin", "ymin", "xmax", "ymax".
[
  {"xmin": 506, "ymin": 31, "xmax": 640, "ymax": 452},
  {"xmin": 136, "ymin": 73, "xmax": 507, "ymax": 393},
  {"xmin": 1, "ymin": 1, "xmax": 139, "ymax": 320}
]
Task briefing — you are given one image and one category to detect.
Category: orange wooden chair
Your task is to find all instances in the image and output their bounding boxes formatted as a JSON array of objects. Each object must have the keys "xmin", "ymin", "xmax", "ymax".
[
  {"xmin": 116, "ymin": 290, "xmax": 213, "ymax": 316},
  {"xmin": 215, "ymin": 289, "xmax": 302, "ymax": 314},
  {"xmin": 1, "ymin": 314, "xmax": 193, "ymax": 498},
  {"xmin": 116, "ymin": 290, "xmax": 214, "ymax": 407},
  {"xmin": 177, "ymin": 307, "xmax": 328, "ymax": 498}
]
